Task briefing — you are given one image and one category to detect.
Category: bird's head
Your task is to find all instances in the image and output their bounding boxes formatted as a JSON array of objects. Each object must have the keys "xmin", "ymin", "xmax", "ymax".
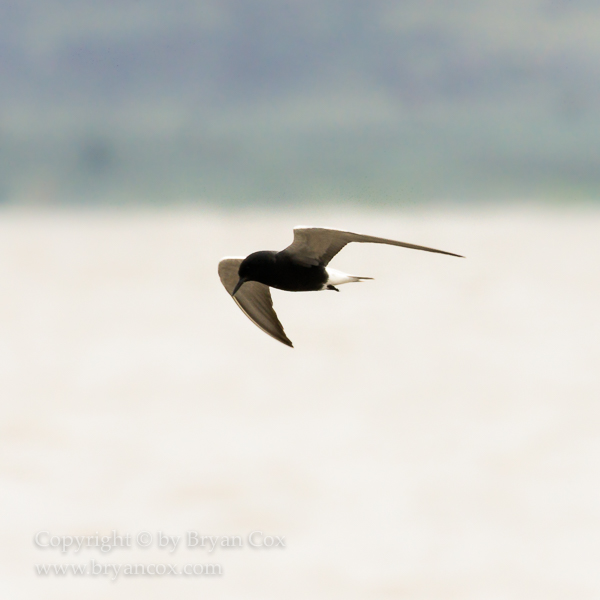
[{"xmin": 232, "ymin": 251, "xmax": 275, "ymax": 295}]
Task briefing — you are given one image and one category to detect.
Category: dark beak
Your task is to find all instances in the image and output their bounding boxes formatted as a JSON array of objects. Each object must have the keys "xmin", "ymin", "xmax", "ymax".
[{"xmin": 232, "ymin": 277, "xmax": 247, "ymax": 296}]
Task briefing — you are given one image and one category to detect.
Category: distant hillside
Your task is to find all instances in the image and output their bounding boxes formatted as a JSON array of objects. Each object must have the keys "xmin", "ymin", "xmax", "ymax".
[{"xmin": 1, "ymin": 0, "xmax": 600, "ymax": 203}]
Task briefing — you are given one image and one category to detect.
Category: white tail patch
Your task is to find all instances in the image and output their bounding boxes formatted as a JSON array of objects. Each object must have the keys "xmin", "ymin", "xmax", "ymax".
[{"xmin": 325, "ymin": 267, "xmax": 373, "ymax": 287}]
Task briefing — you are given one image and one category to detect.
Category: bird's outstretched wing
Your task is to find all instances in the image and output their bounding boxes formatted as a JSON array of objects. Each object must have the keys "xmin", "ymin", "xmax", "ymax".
[
  {"xmin": 282, "ymin": 227, "xmax": 463, "ymax": 267},
  {"xmin": 218, "ymin": 258, "xmax": 293, "ymax": 348}
]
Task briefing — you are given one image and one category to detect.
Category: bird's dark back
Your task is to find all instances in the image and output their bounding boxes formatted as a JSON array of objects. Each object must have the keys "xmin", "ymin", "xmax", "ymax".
[{"xmin": 241, "ymin": 250, "xmax": 327, "ymax": 292}]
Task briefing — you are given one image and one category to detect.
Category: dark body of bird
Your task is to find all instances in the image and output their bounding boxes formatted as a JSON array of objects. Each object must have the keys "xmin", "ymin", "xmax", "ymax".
[{"xmin": 237, "ymin": 250, "xmax": 329, "ymax": 292}]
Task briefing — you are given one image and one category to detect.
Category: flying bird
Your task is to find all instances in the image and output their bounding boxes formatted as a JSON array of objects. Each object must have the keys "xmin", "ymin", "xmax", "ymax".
[{"xmin": 218, "ymin": 227, "xmax": 463, "ymax": 347}]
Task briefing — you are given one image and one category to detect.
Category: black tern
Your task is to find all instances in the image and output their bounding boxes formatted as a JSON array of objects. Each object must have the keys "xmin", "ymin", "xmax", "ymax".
[{"xmin": 218, "ymin": 227, "xmax": 463, "ymax": 347}]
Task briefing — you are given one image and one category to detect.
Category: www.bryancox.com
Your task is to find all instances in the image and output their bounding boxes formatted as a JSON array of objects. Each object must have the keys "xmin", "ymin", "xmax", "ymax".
[
  {"xmin": 33, "ymin": 530, "xmax": 285, "ymax": 579},
  {"xmin": 36, "ymin": 561, "xmax": 223, "ymax": 580}
]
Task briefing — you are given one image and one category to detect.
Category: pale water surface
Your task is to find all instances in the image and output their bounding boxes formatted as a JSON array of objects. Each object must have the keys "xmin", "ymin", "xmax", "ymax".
[{"xmin": 1, "ymin": 205, "xmax": 599, "ymax": 598}]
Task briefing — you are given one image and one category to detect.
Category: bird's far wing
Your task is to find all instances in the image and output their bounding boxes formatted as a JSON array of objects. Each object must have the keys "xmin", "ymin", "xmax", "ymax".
[
  {"xmin": 218, "ymin": 258, "xmax": 293, "ymax": 348},
  {"xmin": 282, "ymin": 227, "xmax": 463, "ymax": 266}
]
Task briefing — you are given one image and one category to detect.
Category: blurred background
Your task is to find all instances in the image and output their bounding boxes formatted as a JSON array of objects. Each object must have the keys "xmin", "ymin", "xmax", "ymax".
[
  {"xmin": 2, "ymin": 2, "xmax": 600, "ymax": 599},
  {"xmin": 2, "ymin": 0, "xmax": 600, "ymax": 206}
]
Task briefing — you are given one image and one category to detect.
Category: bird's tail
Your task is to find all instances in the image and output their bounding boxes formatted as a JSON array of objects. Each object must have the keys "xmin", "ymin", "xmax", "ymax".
[{"xmin": 326, "ymin": 267, "xmax": 373, "ymax": 285}]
